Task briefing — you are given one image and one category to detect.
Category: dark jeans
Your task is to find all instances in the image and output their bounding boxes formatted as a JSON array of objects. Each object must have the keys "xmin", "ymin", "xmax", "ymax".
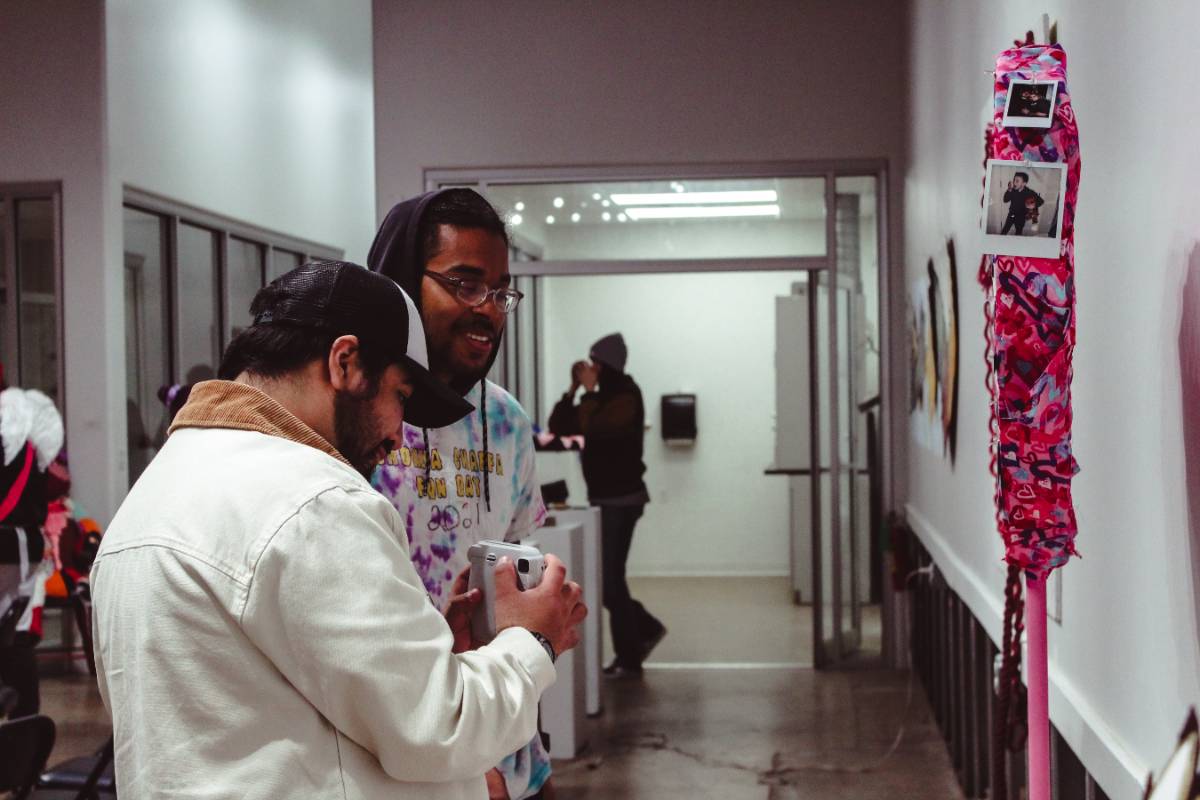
[
  {"xmin": 601, "ymin": 504, "xmax": 664, "ymax": 665},
  {"xmin": 1001, "ymin": 213, "xmax": 1026, "ymax": 235}
]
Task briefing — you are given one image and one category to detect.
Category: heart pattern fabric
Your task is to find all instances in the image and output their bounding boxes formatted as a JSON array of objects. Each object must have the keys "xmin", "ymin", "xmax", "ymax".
[{"xmin": 980, "ymin": 43, "xmax": 1081, "ymax": 576}]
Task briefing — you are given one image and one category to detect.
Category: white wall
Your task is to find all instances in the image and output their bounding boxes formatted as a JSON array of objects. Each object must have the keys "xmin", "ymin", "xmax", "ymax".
[
  {"xmin": 0, "ymin": 3, "xmax": 124, "ymax": 523},
  {"xmin": 373, "ymin": 0, "xmax": 906, "ymax": 203},
  {"xmin": 903, "ymin": 4, "xmax": 1200, "ymax": 797},
  {"xmin": 539, "ymin": 272, "xmax": 808, "ymax": 576},
  {"xmin": 107, "ymin": 0, "xmax": 377, "ymax": 262}
]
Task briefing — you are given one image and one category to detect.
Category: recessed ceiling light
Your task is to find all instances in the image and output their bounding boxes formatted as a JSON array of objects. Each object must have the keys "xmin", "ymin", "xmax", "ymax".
[
  {"xmin": 617, "ymin": 213, "xmax": 628, "ymax": 222},
  {"xmin": 602, "ymin": 212, "xmax": 612, "ymax": 222},
  {"xmin": 510, "ymin": 213, "xmax": 523, "ymax": 226},
  {"xmin": 671, "ymin": 181, "xmax": 685, "ymax": 193},
  {"xmin": 601, "ymin": 199, "xmax": 611, "ymax": 208},
  {"xmin": 546, "ymin": 215, "xmax": 556, "ymax": 224},
  {"xmin": 571, "ymin": 212, "xmax": 581, "ymax": 223},
  {"xmin": 592, "ymin": 192, "xmax": 602, "ymax": 201},
  {"xmin": 624, "ymin": 204, "xmax": 781, "ymax": 220},
  {"xmin": 610, "ymin": 190, "xmax": 778, "ymax": 206},
  {"xmin": 553, "ymin": 197, "xmax": 564, "ymax": 208},
  {"xmin": 514, "ymin": 201, "xmax": 525, "ymax": 212}
]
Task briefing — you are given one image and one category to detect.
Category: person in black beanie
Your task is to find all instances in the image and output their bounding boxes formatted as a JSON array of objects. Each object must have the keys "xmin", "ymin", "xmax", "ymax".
[{"xmin": 548, "ymin": 333, "xmax": 666, "ymax": 676}]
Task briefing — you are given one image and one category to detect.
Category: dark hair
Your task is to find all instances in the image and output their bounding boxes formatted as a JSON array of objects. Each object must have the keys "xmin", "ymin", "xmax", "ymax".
[
  {"xmin": 218, "ymin": 284, "xmax": 397, "ymax": 382},
  {"xmin": 218, "ymin": 323, "xmax": 397, "ymax": 383},
  {"xmin": 1014, "ymin": 171, "xmax": 1029, "ymax": 182},
  {"xmin": 419, "ymin": 188, "xmax": 509, "ymax": 266}
]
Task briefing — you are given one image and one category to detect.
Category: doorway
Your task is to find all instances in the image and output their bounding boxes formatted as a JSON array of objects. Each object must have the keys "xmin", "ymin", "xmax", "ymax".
[{"xmin": 429, "ymin": 165, "xmax": 890, "ymax": 669}]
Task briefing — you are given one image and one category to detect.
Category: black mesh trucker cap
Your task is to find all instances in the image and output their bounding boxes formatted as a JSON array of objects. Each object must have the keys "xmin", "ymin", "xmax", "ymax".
[{"xmin": 252, "ymin": 260, "xmax": 474, "ymax": 428}]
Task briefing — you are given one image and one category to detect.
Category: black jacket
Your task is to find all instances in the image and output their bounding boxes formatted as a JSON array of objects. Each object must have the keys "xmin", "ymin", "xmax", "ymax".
[
  {"xmin": 1003, "ymin": 186, "xmax": 1044, "ymax": 218},
  {"xmin": 548, "ymin": 372, "xmax": 647, "ymax": 502}
]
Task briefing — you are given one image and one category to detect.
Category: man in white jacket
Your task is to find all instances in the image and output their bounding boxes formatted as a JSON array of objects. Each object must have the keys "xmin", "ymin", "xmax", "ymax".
[{"xmin": 92, "ymin": 261, "xmax": 585, "ymax": 799}]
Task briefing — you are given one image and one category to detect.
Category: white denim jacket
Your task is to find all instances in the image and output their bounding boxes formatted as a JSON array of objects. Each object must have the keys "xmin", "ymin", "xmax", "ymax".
[{"xmin": 92, "ymin": 381, "xmax": 555, "ymax": 799}]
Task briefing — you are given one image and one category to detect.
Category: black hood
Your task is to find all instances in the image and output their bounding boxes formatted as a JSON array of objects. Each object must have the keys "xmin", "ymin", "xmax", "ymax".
[
  {"xmin": 367, "ymin": 189, "xmax": 451, "ymax": 308},
  {"xmin": 368, "ymin": 188, "xmax": 506, "ymax": 392}
]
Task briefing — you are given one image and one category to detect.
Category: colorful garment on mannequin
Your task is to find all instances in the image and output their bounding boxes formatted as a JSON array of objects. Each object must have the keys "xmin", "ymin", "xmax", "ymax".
[{"xmin": 979, "ymin": 43, "xmax": 1081, "ymax": 577}]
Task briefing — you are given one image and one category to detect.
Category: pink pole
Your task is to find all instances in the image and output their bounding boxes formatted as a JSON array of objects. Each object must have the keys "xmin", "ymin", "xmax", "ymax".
[{"xmin": 1025, "ymin": 573, "xmax": 1051, "ymax": 800}]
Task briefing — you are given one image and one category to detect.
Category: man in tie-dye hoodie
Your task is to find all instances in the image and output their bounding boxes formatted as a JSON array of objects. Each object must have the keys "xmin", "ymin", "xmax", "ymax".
[{"xmin": 368, "ymin": 189, "xmax": 553, "ymax": 800}]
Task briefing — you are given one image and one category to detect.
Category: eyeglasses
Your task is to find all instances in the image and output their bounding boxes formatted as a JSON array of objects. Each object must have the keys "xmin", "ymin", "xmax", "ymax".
[{"xmin": 425, "ymin": 271, "xmax": 524, "ymax": 314}]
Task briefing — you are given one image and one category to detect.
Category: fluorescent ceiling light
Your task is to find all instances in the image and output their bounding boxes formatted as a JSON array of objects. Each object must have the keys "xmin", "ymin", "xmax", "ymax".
[
  {"xmin": 610, "ymin": 190, "xmax": 778, "ymax": 206},
  {"xmin": 625, "ymin": 204, "xmax": 781, "ymax": 221}
]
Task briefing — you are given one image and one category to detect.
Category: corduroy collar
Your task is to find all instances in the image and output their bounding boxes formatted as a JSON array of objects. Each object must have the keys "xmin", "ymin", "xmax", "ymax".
[{"xmin": 169, "ymin": 380, "xmax": 350, "ymax": 468}]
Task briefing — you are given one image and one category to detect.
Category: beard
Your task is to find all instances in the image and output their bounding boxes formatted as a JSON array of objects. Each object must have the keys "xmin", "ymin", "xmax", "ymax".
[
  {"xmin": 430, "ymin": 320, "xmax": 503, "ymax": 394},
  {"xmin": 333, "ymin": 387, "xmax": 393, "ymax": 479}
]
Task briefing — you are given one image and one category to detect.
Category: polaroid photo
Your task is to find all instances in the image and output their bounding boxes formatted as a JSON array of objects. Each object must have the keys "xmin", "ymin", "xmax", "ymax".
[
  {"xmin": 1003, "ymin": 79, "xmax": 1058, "ymax": 129},
  {"xmin": 981, "ymin": 160, "xmax": 1067, "ymax": 259}
]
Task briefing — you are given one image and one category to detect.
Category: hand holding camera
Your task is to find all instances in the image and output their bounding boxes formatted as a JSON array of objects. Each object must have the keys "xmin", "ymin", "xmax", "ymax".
[{"xmin": 467, "ymin": 540, "xmax": 586, "ymax": 659}]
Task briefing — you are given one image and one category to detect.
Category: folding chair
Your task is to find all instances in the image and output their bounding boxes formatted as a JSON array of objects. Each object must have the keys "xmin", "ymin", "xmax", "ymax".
[{"xmin": 34, "ymin": 736, "xmax": 114, "ymax": 799}]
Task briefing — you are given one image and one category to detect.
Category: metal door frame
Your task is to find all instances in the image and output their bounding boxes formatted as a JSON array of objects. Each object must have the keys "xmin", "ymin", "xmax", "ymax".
[{"xmin": 425, "ymin": 161, "xmax": 893, "ymax": 668}]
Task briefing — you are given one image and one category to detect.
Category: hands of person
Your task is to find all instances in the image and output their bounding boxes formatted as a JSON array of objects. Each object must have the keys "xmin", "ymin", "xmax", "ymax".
[
  {"xmin": 443, "ymin": 566, "xmax": 483, "ymax": 654},
  {"xmin": 569, "ymin": 360, "xmax": 589, "ymax": 395},
  {"xmin": 578, "ymin": 361, "xmax": 600, "ymax": 392},
  {"xmin": 493, "ymin": 554, "xmax": 587, "ymax": 658},
  {"xmin": 485, "ymin": 768, "xmax": 509, "ymax": 799}
]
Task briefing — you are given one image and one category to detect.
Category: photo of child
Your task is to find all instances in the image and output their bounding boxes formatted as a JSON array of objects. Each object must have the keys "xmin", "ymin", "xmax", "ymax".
[
  {"xmin": 1000, "ymin": 171, "xmax": 1043, "ymax": 236},
  {"xmin": 982, "ymin": 160, "xmax": 1066, "ymax": 258}
]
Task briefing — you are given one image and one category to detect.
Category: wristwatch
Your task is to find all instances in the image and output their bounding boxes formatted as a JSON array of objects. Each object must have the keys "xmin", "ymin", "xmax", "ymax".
[{"xmin": 529, "ymin": 631, "xmax": 557, "ymax": 664}]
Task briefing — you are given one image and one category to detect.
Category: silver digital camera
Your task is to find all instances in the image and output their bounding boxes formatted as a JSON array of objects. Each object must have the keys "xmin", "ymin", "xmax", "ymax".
[{"xmin": 467, "ymin": 540, "xmax": 547, "ymax": 643}]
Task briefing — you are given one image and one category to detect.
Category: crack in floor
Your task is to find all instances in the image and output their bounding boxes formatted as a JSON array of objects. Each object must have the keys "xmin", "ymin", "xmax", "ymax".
[{"xmin": 583, "ymin": 729, "xmax": 904, "ymax": 787}]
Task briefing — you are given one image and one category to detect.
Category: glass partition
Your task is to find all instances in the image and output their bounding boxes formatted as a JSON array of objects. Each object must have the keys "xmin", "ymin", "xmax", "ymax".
[
  {"xmin": 15, "ymin": 199, "xmax": 58, "ymax": 398},
  {"xmin": 123, "ymin": 207, "xmax": 171, "ymax": 484},
  {"xmin": 176, "ymin": 223, "xmax": 220, "ymax": 383},
  {"xmin": 269, "ymin": 247, "xmax": 304, "ymax": 282},
  {"xmin": 226, "ymin": 237, "xmax": 265, "ymax": 345}
]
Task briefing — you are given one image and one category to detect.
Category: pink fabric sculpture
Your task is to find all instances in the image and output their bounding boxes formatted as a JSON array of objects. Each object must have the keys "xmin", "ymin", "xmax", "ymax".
[{"xmin": 979, "ymin": 43, "xmax": 1082, "ymax": 577}]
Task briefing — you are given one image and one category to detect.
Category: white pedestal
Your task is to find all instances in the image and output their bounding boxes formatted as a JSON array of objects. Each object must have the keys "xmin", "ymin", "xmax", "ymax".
[
  {"xmin": 523, "ymin": 523, "xmax": 588, "ymax": 759},
  {"xmin": 542, "ymin": 506, "xmax": 603, "ymax": 717}
]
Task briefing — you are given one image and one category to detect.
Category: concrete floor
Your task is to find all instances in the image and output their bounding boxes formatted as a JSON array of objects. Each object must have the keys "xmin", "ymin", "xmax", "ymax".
[{"xmin": 553, "ymin": 668, "xmax": 964, "ymax": 799}]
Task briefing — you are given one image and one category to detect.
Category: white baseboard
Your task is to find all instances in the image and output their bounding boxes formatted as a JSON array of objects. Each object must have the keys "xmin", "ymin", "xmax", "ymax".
[
  {"xmin": 627, "ymin": 570, "xmax": 790, "ymax": 579},
  {"xmin": 905, "ymin": 504, "xmax": 1145, "ymax": 800},
  {"xmin": 645, "ymin": 662, "xmax": 812, "ymax": 670}
]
